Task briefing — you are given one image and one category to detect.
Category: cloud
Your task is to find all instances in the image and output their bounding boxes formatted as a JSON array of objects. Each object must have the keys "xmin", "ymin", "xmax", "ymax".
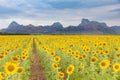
[
  {"xmin": 110, "ymin": 8, "xmax": 120, "ymax": 12},
  {"xmin": 0, "ymin": 6, "xmax": 20, "ymax": 15},
  {"xmin": 0, "ymin": 0, "xmax": 120, "ymax": 29},
  {"xmin": 47, "ymin": 0, "xmax": 120, "ymax": 9}
]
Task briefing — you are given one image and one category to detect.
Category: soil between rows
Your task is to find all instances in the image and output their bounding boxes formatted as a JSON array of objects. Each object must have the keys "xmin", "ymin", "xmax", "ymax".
[{"xmin": 30, "ymin": 40, "xmax": 46, "ymax": 80}]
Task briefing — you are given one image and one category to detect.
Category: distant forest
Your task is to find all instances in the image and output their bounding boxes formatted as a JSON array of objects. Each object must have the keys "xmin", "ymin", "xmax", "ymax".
[{"xmin": 0, "ymin": 32, "xmax": 30, "ymax": 35}]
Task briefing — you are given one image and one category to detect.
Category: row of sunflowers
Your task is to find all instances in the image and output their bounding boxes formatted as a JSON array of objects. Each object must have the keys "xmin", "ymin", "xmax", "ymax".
[
  {"xmin": 0, "ymin": 36, "xmax": 32, "ymax": 80},
  {"xmin": 35, "ymin": 35, "xmax": 120, "ymax": 80},
  {"xmin": 0, "ymin": 35, "xmax": 120, "ymax": 80}
]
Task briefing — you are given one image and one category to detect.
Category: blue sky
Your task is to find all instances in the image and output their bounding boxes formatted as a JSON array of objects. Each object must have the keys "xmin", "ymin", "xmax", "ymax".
[{"xmin": 0, "ymin": 0, "xmax": 120, "ymax": 29}]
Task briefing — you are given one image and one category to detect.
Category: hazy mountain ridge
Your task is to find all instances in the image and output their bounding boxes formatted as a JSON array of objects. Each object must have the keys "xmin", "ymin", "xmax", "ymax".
[{"xmin": 0, "ymin": 19, "xmax": 120, "ymax": 34}]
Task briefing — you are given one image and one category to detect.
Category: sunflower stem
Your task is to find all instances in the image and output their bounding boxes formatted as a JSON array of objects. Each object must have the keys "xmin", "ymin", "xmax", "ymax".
[
  {"xmin": 6, "ymin": 75, "xmax": 12, "ymax": 80},
  {"xmin": 66, "ymin": 75, "xmax": 70, "ymax": 80},
  {"xmin": 113, "ymin": 72, "xmax": 117, "ymax": 80}
]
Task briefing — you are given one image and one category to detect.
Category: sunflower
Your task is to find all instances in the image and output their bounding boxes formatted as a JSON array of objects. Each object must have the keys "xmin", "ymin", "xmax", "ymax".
[
  {"xmin": 96, "ymin": 50, "xmax": 100, "ymax": 54},
  {"xmin": 50, "ymin": 52, "xmax": 55, "ymax": 56},
  {"xmin": 99, "ymin": 59, "xmax": 110, "ymax": 69},
  {"xmin": 68, "ymin": 49, "xmax": 72, "ymax": 53},
  {"xmin": 91, "ymin": 51, "xmax": 96, "ymax": 55},
  {"xmin": 52, "ymin": 63, "xmax": 58, "ymax": 70},
  {"xmin": 58, "ymin": 71, "xmax": 64, "ymax": 79},
  {"xmin": 113, "ymin": 63, "xmax": 120, "ymax": 72},
  {"xmin": 71, "ymin": 51, "xmax": 75, "ymax": 55},
  {"xmin": 54, "ymin": 56, "xmax": 61, "ymax": 62},
  {"xmin": 22, "ymin": 49, "xmax": 27, "ymax": 54},
  {"xmin": 22, "ymin": 52, "xmax": 25, "ymax": 55},
  {"xmin": 74, "ymin": 55, "xmax": 80, "ymax": 60},
  {"xmin": 25, "ymin": 53, "xmax": 28, "ymax": 57},
  {"xmin": 21, "ymin": 55, "xmax": 27, "ymax": 60},
  {"xmin": 4, "ymin": 62, "xmax": 18, "ymax": 75},
  {"xmin": 104, "ymin": 50, "xmax": 109, "ymax": 54},
  {"xmin": 91, "ymin": 57, "xmax": 97, "ymax": 64},
  {"xmin": 0, "ymin": 55, "xmax": 4, "ymax": 60},
  {"xmin": 80, "ymin": 63, "xmax": 84, "ymax": 68},
  {"xmin": 17, "ymin": 67, "xmax": 25, "ymax": 74},
  {"xmin": 82, "ymin": 54, "xmax": 87, "ymax": 59},
  {"xmin": 11, "ymin": 56, "xmax": 19, "ymax": 63},
  {"xmin": 79, "ymin": 56, "xmax": 83, "ymax": 60},
  {"xmin": 117, "ymin": 53, "xmax": 120, "ymax": 58},
  {"xmin": 16, "ymin": 55, "xmax": 21, "ymax": 59},
  {"xmin": 115, "ymin": 47, "xmax": 119, "ymax": 51},
  {"xmin": 0, "ymin": 72, "xmax": 5, "ymax": 80},
  {"xmin": 67, "ymin": 64, "xmax": 74, "ymax": 75}
]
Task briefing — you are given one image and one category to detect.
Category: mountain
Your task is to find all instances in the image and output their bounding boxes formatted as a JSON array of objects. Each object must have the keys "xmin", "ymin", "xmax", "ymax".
[
  {"xmin": 43, "ymin": 22, "xmax": 63, "ymax": 33},
  {"xmin": 0, "ymin": 21, "xmax": 64, "ymax": 34},
  {"xmin": 51, "ymin": 22, "xmax": 63, "ymax": 29},
  {"xmin": 58, "ymin": 19, "xmax": 115, "ymax": 34},
  {"xmin": 110, "ymin": 26, "xmax": 120, "ymax": 34},
  {"xmin": 8, "ymin": 21, "xmax": 20, "ymax": 29},
  {"xmin": 0, "ymin": 19, "xmax": 119, "ymax": 34},
  {"xmin": 77, "ymin": 19, "xmax": 115, "ymax": 34}
]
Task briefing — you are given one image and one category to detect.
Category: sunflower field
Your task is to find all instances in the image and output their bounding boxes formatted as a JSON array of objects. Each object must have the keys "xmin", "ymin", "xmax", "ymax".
[
  {"xmin": 0, "ymin": 35, "xmax": 120, "ymax": 80},
  {"xmin": 0, "ymin": 36, "xmax": 32, "ymax": 80}
]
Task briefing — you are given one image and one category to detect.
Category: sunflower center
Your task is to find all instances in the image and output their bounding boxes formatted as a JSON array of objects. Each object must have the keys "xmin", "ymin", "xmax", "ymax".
[
  {"xmin": 51, "ymin": 52, "xmax": 54, "ymax": 55},
  {"xmin": 8, "ymin": 65, "xmax": 15, "ymax": 72},
  {"xmin": 76, "ymin": 55, "xmax": 79, "ymax": 58},
  {"xmin": 101, "ymin": 62, "xmax": 106, "ymax": 66},
  {"xmin": 117, "ymin": 54, "xmax": 120, "ymax": 57},
  {"xmin": 1, "ymin": 73, "xmax": 4, "ymax": 76},
  {"xmin": 17, "ymin": 68, "xmax": 22, "ymax": 73},
  {"xmin": 0, "ymin": 55, "xmax": 3, "ymax": 58},
  {"xmin": 83, "ymin": 55, "xmax": 86, "ymax": 58},
  {"xmin": 115, "ymin": 65, "xmax": 119, "ymax": 69},
  {"xmin": 55, "ymin": 58, "xmax": 59, "ymax": 61},
  {"xmin": 13, "ymin": 57, "xmax": 18, "ymax": 61},
  {"xmin": 92, "ymin": 58, "xmax": 96, "ymax": 62},
  {"xmin": 59, "ymin": 73, "xmax": 64, "ymax": 77},
  {"xmin": 54, "ymin": 65, "xmax": 57, "ymax": 68},
  {"xmin": 22, "ymin": 56, "xmax": 25, "ymax": 59},
  {"xmin": 68, "ymin": 67, "xmax": 72, "ymax": 72}
]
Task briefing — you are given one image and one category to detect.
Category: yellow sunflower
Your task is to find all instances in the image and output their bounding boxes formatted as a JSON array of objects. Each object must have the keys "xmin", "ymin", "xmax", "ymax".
[
  {"xmin": 113, "ymin": 63, "xmax": 120, "ymax": 72},
  {"xmin": 52, "ymin": 63, "xmax": 58, "ymax": 70},
  {"xmin": 67, "ymin": 64, "xmax": 74, "ymax": 75},
  {"xmin": 58, "ymin": 71, "xmax": 64, "ymax": 79},
  {"xmin": 16, "ymin": 55, "xmax": 21, "ymax": 59},
  {"xmin": 17, "ymin": 67, "xmax": 25, "ymax": 74},
  {"xmin": 117, "ymin": 53, "xmax": 120, "ymax": 58},
  {"xmin": 79, "ymin": 56, "xmax": 83, "ymax": 60},
  {"xmin": 91, "ymin": 57, "xmax": 97, "ymax": 64},
  {"xmin": 80, "ymin": 63, "xmax": 84, "ymax": 68},
  {"xmin": 82, "ymin": 54, "xmax": 87, "ymax": 59},
  {"xmin": 4, "ymin": 62, "xmax": 18, "ymax": 75},
  {"xmin": 99, "ymin": 59, "xmax": 110, "ymax": 69},
  {"xmin": 74, "ymin": 55, "xmax": 80, "ymax": 60},
  {"xmin": 54, "ymin": 56, "xmax": 61, "ymax": 62},
  {"xmin": 11, "ymin": 56, "xmax": 19, "ymax": 63},
  {"xmin": 0, "ymin": 55, "xmax": 4, "ymax": 60},
  {"xmin": 50, "ymin": 52, "xmax": 55, "ymax": 56},
  {"xmin": 0, "ymin": 72, "xmax": 5, "ymax": 80},
  {"xmin": 21, "ymin": 55, "xmax": 27, "ymax": 60}
]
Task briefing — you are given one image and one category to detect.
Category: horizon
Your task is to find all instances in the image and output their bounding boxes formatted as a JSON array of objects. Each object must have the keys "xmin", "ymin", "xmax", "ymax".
[
  {"xmin": 1, "ymin": 18, "xmax": 120, "ymax": 29},
  {"xmin": 0, "ymin": 0, "xmax": 120, "ymax": 29}
]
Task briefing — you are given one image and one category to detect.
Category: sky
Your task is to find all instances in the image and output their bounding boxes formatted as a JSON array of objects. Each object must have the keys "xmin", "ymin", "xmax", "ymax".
[{"xmin": 0, "ymin": 0, "xmax": 120, "ymax": 29}]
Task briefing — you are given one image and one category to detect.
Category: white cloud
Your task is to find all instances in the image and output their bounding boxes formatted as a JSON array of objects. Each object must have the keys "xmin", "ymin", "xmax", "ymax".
[{"xmin": 0, "ymin": 0, "xmax": 120, "ymax": 29}]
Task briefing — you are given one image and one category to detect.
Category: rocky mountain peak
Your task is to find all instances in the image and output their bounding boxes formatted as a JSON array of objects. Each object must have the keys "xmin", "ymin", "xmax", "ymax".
[
  {"xmin": 51, "ymin": 22, "xmax": 63, "ymax": 28},
  {"xmin": 81, "ymin": 18, "xmax": 90, "ymax": 25},
  {"xmin": 8, "ymin": 21, "xmax": 19, "ymax": 28}
]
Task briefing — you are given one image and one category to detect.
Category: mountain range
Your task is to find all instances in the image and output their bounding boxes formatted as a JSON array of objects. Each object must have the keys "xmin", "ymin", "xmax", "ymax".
[{"xmin": 0, "ymin": 19, "xmax": 120, "ymax": 34}]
